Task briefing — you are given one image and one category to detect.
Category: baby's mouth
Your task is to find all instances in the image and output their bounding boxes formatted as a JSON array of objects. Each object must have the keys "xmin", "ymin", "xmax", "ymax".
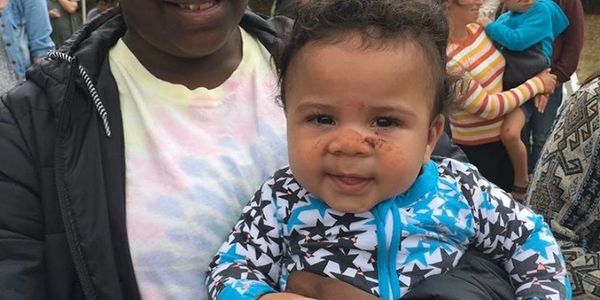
[{"xmin": 328, "ymin": 174, "xmax": 372, "ymax": 194}]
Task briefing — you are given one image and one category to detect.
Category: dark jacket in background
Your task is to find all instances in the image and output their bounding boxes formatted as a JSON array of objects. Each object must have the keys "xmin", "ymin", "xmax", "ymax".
[{"xmin": 551, "ymin": 0, "xmax": 585, "ymax": 83}]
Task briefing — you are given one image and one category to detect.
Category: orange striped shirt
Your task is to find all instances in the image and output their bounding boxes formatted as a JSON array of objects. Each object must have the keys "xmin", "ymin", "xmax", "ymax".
[{"xmin": 447, "ymin": 24, "xmax": 544, "ymax": 146}]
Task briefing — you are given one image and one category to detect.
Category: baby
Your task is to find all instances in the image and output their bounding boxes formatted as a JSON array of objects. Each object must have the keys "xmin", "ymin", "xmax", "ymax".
[{"xmin": 207, "ymin": 0, "xmax": 570, "ymax": 299}]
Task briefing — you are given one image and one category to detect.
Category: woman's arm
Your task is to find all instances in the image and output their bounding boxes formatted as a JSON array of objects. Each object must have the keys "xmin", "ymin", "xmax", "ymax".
[
  {"xmin": 57, "ymin": 0, "xmax": 78, "ymax": 14},
  {"xmin": 206, "ymin": 178, "xmax": 286, "ymax": 300},
  {"xmin": 0, "ymin": 90, "xmax": 48, "ymax": 299},
  {"xmin": 454, "ymin": 69, "xmax": 554, "ymax": 120},
  {"xmin": 453, "ymin": 162, "xmax": 569, "ymax": 299}
]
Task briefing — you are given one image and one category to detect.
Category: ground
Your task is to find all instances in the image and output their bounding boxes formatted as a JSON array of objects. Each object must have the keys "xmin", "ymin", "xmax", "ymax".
[{"xmin": 578, "ymin": 14, "xmax": 600, "ymax": 82}]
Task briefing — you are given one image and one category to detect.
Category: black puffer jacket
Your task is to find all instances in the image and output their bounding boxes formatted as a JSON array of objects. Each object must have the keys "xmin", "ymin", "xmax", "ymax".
[{"xmin": 0, "ymin": 9, "xmax": 466, "ymax": 300}]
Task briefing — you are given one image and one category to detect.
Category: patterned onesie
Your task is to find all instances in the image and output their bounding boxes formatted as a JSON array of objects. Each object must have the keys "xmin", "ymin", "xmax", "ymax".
[{"xmin": 207, "ymin": 159, "xmax": 570, "ymax": 300}]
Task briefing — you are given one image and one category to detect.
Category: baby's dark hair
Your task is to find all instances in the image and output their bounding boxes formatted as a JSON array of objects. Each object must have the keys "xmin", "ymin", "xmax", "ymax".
[{"xmin": 275, "ymin": 0, "xmax": 452, "ymax": 118}]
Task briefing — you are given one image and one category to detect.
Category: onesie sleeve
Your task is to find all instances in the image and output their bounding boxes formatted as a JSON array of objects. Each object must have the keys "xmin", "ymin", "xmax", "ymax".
[
  {"xmin": 486, "ymin": 6, "xmax": 552, "ymax": 51},
  {"xmin": 206, "ymin": 175, "xmax": 286, "ymax": 300},
  {"xmin": 448, "ymin": 160, "xmax": 570, "ymax": 300}
]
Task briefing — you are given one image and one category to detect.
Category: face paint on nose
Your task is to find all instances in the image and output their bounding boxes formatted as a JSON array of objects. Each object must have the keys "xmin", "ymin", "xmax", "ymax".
[
  {"xmin": 328, "ymin": 129, "xmax": 373, "ymax": 156},
  {"xmin": 364, "ymin": 136, "xmax": 393, "ymax": 152}
]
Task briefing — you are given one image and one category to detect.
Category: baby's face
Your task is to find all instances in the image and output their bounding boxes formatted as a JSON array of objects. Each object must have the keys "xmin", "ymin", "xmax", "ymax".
[{"xmin": 284, "ymin": 36, "xmax": 444, "ymax": 213}]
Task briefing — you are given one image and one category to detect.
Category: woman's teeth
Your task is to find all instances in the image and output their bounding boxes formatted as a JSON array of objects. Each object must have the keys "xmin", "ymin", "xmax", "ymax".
[{"xmin": 178, "ymin": 1, "xmax": 215, "ymax": 10}]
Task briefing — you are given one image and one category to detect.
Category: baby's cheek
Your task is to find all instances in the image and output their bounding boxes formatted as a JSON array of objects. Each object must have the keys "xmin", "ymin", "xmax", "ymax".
[
  {"xmin": 302, "ymin": 139, "xmax": 324, "ymax": 161},
  {"xmin": 376, "ymin": 144, "xmax": 406, "ymax": 168}
]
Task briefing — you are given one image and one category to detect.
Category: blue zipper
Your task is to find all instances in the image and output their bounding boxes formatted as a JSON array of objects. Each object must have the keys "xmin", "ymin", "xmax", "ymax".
[
  {"xmin": 389, "ymin": 201, "xmax": 402, "ymax": 298},
  {"xmin": 373, "ymin": 199, "xmax": 402, "ymax": 299}
]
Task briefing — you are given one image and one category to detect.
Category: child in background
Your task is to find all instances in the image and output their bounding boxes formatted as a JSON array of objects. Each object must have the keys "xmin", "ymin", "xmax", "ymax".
[
  {"xmin": 207, "ymin": 0, "xmax": 569, "ymax": 299},
  {"xmin": 478, "ymin": 0, "xmax": 568, "ymax": 200}
]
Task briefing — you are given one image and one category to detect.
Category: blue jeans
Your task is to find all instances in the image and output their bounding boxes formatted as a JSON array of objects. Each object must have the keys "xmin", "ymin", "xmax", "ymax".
[{"xmin": 527, "ymin": 83, "xmax": 563, "ymax": 172}]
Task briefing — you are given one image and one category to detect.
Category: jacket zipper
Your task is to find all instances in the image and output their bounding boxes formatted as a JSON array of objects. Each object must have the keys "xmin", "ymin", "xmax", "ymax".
[{"xmin": 55, "ymin": 59, "xmax": 97, "ymax": 299}]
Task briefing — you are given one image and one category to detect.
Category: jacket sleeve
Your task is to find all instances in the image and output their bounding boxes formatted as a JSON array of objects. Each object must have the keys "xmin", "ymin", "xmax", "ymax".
[
  {"xmin": 431, "ymin": 131, "xmax": 468, "ymax": 163},
  {"xmin": 456, "ymin": 73, "xmax": 544, "ymax": 120},
  {"xmin": 551, "ymin": 0, "xmax": 585, "ymax": 83},
  {"xmin": 0, "ymin": 94, "xmax": 47, "ymax": 298},
  {"xmin": 23, "ymin": 0, "xmax": 55, "ymax": 58},
  {"xmin": 485, "ymin": 6, "xmax": 553, "ymax": 52},
  {"xmin": 207, "ymin": 179, "xmax": 285, "ymax": 300},
  {"xmin": 460, "ymin": 164, "xmax": 569, "ymax": 299}
]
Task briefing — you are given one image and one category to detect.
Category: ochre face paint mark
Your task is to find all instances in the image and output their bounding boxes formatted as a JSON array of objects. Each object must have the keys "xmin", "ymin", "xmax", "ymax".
[{"xmin": 364, "ymin": 136, "xmax": 393, "ymax": 152}]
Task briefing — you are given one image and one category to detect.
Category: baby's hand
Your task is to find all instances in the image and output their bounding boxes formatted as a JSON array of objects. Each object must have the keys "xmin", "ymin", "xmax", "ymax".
[
  {"xmin": 534, "ymin": 94, "xmax": 549, "ymax": 114},
  {"xmin": 260, "ymin": 292, "xmax": 316, "ymax": 300},
  {"xmin": 477, "ymin": 17, "xmax": 492, "ymax": 28},
  {"xmin": 285, "ymin": 271, "xmax": 378, "ymax": 300}
]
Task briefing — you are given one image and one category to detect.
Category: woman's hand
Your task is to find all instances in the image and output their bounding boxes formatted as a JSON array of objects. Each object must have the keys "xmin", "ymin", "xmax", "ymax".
[
  {"xmin": 536, "ymin": 69, "xmax": 557, "ymax": 94},
  {"xmin": 285, "ymin": 271, "xmax": 378, "ymax": 300},
  {"xmin": 260, "ymin": 292, "xmax": 316, "ymax": 300},
  {"xmin": 48, "ymin": 8, "xmax": 61, "ymax": 19}
]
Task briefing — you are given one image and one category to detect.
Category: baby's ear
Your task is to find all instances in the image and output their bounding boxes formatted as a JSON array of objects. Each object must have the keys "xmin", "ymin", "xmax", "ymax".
[{"xmin": 423, "ymin": 114, "xmax": 445, "ymax": 163}]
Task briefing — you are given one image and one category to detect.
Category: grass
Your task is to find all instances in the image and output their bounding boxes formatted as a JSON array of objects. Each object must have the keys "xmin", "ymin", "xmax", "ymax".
[{"xmin": 577, "ymin": 14, "xmax": 600, "ymax": 82}]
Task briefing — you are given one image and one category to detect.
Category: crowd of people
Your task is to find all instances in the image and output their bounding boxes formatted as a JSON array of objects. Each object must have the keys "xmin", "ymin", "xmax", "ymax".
[
  {"xmin": 0, "ymin": 0, "xmax": 117, "ymax": 95},
  {"xmin": 0, "ymin": 0, "xmax": 597, "ymax": 299}
]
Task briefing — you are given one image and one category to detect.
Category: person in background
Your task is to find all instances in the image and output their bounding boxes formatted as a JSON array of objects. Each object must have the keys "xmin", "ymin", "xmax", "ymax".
[
  {"xmin": 86, "ymin": 0, "xmax": 117, "ymax": 21},
  {"xmin": 526, "ymin": 0, "xmax": 585, "ymax": 172},
  {"xmin": 444, "ymin": 0, "xmax": 556, "ymax": 192},
  {"xmin": 47, "ymin": 0, "xmax": 81, "ymax": 47},
  {"xmin": 477, "ymin": 0, "xmax": 568, "ymax": 200},
  {"xmin": 0, "ymin": 0, "xmax": 54, "ymax": 94},
  {"xmin": 527, "ymin": 71, "xmax": 600, "ymax": 299}
]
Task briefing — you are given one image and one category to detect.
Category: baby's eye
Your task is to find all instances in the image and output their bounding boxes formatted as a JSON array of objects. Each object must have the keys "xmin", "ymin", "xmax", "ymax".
[
  {"xmin": 374, "ymin": 117, "xmax": 400, "ymax": 128},
  {"xmin": 309, "ymin": 114, "xmax": 335, "ymax": 125}
]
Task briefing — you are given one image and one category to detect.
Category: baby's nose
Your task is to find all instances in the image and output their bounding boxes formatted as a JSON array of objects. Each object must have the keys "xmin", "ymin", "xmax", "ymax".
[{"xmin": 327, "ymin": 128, "xmax": 374, "ymax": 156}]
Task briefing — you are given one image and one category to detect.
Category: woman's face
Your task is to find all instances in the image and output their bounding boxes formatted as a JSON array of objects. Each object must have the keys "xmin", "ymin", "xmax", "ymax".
[
  {"xmin": 120, "ymin": 0, "xmax": 248, "ymax": 59},
  {"xmin": 446, "ymin": 0, "xmax": 483, "ymax": 25}
]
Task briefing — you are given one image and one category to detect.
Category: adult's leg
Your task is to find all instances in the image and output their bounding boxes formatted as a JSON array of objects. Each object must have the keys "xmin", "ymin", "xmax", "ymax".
[
  {"xmin": 460, "ymin": 142, "xmax": 514, "ymax": 191},
  {"xmin": 404, "ymin": 250, "xmax": 515, "ymax": 300},
  {"xmin": 529, "ymin": 84, "xmax": 563, "ymax": 172}
]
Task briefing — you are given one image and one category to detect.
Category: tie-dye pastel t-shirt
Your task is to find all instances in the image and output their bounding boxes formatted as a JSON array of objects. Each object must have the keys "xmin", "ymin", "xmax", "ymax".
[{"xmin": 109, "ymin": 29, "xmax": 288, "ymax": 300}]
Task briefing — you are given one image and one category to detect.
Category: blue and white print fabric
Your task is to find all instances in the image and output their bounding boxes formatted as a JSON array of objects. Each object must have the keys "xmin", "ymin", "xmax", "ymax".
[{"xmin": 207, "ymin": 159, "xmax": 570, "ymax": 300}]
